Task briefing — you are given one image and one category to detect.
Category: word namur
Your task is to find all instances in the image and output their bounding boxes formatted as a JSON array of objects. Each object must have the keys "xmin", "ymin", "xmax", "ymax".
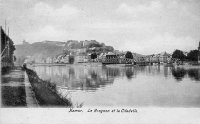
[{"xmin": 69, "ymin": 108, "xmax": 83, "ymax": 112}]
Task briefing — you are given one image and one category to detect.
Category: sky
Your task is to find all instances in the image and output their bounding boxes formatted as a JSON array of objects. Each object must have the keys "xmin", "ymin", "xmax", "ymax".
[{"xmin": 0, "ymin": 0, "xmax": 200, "ymax": 55}]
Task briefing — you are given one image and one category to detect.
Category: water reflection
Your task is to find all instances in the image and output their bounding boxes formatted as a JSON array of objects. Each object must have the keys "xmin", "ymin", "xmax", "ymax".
[
  {"xmin": 35, "ymin": 65, "xmax": 119, "ymax": 91},
  {"xmin": 125, "ymin": 68, "xmax": 135, "ymax": 79},
  {"xmin": 172, "ymin": 68, "xmax": 187, "ymax": 81},
  {"xmin": 34, "ymin": 65, "xmax": 200, "ymax": 92},
  {"xmin": 172, "ymin": 67, "xmax": 200, "ymax": 81},
  {"xmin": 32, "ymin": 65, "xmax": 200, "ymax": 107},
  {"xmin": 188, "ymin": 69, "xmax": 200, "ymax": 81}
]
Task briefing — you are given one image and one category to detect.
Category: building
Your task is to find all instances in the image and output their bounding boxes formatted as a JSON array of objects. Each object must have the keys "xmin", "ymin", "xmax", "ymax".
[
  {"xmin": 35, "ymin": 58, "xmax": 46, "ymax": 63},
  {"xmin": 146, "ymin": 52, "xmax": 171, "ymax": 63},
  {"xmin": 55, "ymin": 54, "xmax": 70, "ymax": 63},
  {"xmin": 46, "ymin": 57, "xmax": 53, "ymax": 63},
  {"xmin": 75, "ymin": 55, "xmax": 89, "ymax": 63},
  {"xmin": 145, "ymin": 55, "xmax": 155, "ymax": 63},
  {"xmin": 102, "ymin": 52, "xmax": 119, "ymax": 64},
  {"xmin": 105, "ymin": 52, "xmax": 118, "ymax": 59},
  {"xmin": 61, "ymin": 55, "xmax": 70, "ymax": 63},
  {"xmin": 24, "ymin": 56, "xmax": 34, "ymax": 63},
  {"xmin": 137, "ymin": 56, "xmax": 146, "ymax": 62},
  {"xmin": 53, "ymin": 57, "xmax": 57, "ymax": 63},
  {"xmin": 158, "ymin": 52, "xmax": 171, "ymax": 63},
  {"xmin": 102, "ymin": 52, "xmax": 133, "ymax": 64}
]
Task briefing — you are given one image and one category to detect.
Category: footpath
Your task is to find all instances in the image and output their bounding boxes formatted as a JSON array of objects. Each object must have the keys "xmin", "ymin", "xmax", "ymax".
[{"xmin": 1, "ymin": 67, "xmax": 38, "ymax": 107}]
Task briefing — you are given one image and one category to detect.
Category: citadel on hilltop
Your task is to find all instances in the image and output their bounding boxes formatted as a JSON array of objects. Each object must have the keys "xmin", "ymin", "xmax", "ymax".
[
  {"xmin": 13, "ymin": 39, "xmax": 200, "ymax": 65},
  {"xmin": 19, "ymin": 40, "xmax": 114, "ymax": 64}
]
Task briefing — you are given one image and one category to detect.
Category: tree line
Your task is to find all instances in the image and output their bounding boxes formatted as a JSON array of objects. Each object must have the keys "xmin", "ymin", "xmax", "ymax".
[{"xmin": 172, "ymin": 49, "xmax": 199, "ymax": 61}]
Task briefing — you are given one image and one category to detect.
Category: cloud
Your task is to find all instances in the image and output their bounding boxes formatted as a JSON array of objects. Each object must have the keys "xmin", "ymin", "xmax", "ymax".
[
  {"xmin": 116, "ymin": 3, "xmax": 133, "ymax": 14},
  {"xmin": 116, "ymin": 1, "xmax": 162, "ymax": 16},
  {"xmin": 19, "ymin": 2, "xmax": 82, "ymax": 42},
  {"xmin": 31, "ymin": 2, "xmax": 80, "ymax": 24},
  {"xmin": 146, "ymin": 33, "xmax": 196, "ymax": 53},
  {"xmin": 33, "ymin": 2, "xmax": 79, "ymax": 18},
  {"xmin": 112, "ymin": 1, "xmax": 200, "ymax": 54},
  {"xmin": 24, "ymin": 26, "xmax": 67, "ymax": 42},
  {"xmin": 1, "ymin": 0, "xmax": 199, "ymax": 54},
  {"xmin": 119, "ymin": 33, "xmax": 196, "ymax": 55}
]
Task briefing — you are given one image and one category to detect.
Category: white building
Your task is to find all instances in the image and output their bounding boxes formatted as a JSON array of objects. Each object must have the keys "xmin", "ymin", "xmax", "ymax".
[
  {"xmin": 60, "ymin": 55, "xmax": 70, "ymax": 63},
  {"xmin": 158, "ymin": 52, "xmax": 172, "ymax": 63},
  {"xmin": 46, "ymin": 57, "xmax": 53, "ymax": 63},
  {"xmin": 75, "ymin": 55, "xmax": 89, "ymax": 63}
]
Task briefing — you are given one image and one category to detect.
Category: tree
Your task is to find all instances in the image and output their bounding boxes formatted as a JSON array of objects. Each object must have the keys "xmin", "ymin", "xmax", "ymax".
[
  {"xmin": 187, "ymin": 50, "xmax": 199, "ymax": 61},
  {"xmin": 172, "ymin": 49, "xmax": 186, "ymax": 61},
  {"xmin": 125, "ymin": 51, "xmax": 133, "ymax": 59},
  {"xmin": 91, "ymin": 53, "xmax": 97, "ymax": 59},
  {"xmin": 69, "ymin": 56, "xmax": 74, "ymax": 64}
]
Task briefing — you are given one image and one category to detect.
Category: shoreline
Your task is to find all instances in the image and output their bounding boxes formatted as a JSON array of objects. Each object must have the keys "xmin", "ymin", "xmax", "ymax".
[
  {"xmin": 29, "ymin": 62, "xmax": 200, "ymax": 69},
  {"xmin": 24, "ymin": 67, "xmax": 72, "ymax": 107}
]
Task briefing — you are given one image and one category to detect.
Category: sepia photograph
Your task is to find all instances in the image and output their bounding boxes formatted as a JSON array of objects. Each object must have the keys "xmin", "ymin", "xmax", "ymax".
[{"xmin": 1, "ymin": 0, "xmax": 200, "ymax": 123}]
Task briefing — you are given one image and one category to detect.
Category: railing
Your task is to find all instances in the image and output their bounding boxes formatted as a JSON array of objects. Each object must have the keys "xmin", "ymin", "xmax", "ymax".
[
  {"xmin": 102, "ymin": 58, "xmax": 119, "ymax": 64},
  {"xmin": 1, "ymin": 44, "xmax": 8, "ymax": 58},
  {"xmin": 102, "ymin": 58, "xmax": 135, "ymax": 64}
]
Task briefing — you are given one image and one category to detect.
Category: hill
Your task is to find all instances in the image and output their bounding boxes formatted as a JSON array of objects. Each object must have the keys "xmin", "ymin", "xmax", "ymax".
[
  {"xmin": 14, "ymin": 40, "xmax": 145, "ymax": 64},
  {"xmin": 14, "ymin": 40, "xmax": 65, "ymax": 64},
  {"xmin": 14, "ymin": 40, "xmax": 114, "ymax": 64}
]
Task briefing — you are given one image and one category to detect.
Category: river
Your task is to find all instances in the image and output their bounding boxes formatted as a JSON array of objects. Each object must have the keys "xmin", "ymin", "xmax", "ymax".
[{"xmin": 32, "ymin": 64, "xmax": 200, "ymax": 107}]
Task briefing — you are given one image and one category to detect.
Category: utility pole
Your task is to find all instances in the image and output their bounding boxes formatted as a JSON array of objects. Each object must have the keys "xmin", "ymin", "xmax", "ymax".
[
  {"xmin": 4, "ymin": 20, "xmax": 8, "ymax": 58},
  {"xmin": 8, "ymin": 27, "xmax": 9, "ymax": 37},
  {"xmin": 5, "ymin": 20, "xmax": 6, "ymax": 32},
  {"xmin": 7, "ymin": 27, "xmax": 10, "ymax": 57}
]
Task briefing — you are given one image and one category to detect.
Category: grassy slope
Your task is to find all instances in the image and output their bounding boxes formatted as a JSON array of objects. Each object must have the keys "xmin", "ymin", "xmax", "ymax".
[{"xmin": 25, "ymin": 68, "xmax": 72, "ymax": 107}]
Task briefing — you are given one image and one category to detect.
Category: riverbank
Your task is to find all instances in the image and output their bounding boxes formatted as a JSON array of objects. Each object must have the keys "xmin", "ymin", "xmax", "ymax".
[
  {"xmin": 32, "ymin": 63, "xmax": 67, "ymax": 66},
  {"xmin": 25, "ymin": 67, "xmax": 72, "ymax": 107}
]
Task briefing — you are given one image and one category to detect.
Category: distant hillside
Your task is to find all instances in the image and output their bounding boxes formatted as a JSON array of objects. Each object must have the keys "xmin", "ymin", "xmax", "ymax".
[
  {"xmin": 62, "ymin": 40, "xmax": 114, "ymax": 55},
  {"xmin": 14, "ymin": 40, "xmax": 65, "ymax": 64},
  {"xmin": 15, "ymin": 40, "xmax": 65, "ymax": 57},
  {"xmin": 14, "ymin": 40, "xmax": 144, "ymax": 64},
  {"xmin": 14, "ymin": 40, "xmax": 115, "ymax": 64}
]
